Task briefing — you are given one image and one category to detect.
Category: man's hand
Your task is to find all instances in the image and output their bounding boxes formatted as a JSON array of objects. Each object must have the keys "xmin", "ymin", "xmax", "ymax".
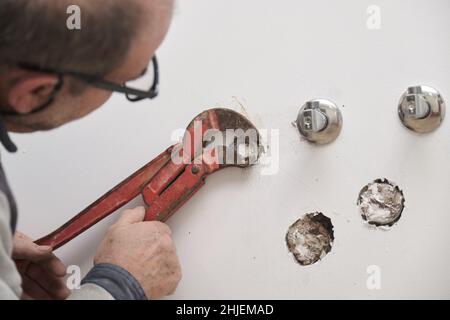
[
  {"xmin": 13, "ymin": 232, "xmax": 70, "ymax": 300},
  {"xmin": 94, "ymin": 206, "xmax": 182, "ymax": 299}
]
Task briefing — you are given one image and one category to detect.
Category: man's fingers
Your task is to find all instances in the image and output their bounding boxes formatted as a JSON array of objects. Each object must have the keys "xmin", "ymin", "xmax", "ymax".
[
  {"xmin": 13, "ymin": 231, "xmax": 69, "ymax": 299},
  {"xmin": 149, "ymin": 221, "xmax": 172, "ymax": 236},
  {"xmin": 13, "ymin": 238, "xmax": 52, "ymax": 262},
  {"xmin": 14, "ymin": 231, "xmax": 32, "ymax": 242},
  {"xmin": 41, "ymin": 256, "xmax": 67, "ymax": 277},
  {"xmin": 114, "ymin": 207, "xmax": 172, "ymax": 236},
  {"xmin": 22, "ymin": 274, "xmax": 53, "ymax": 300},
  {"xmin": 115, "ymin": 206, "xmax": 146, "ymax": 226},
  {"xmin": 26, "ymin": 263, "xmax": 70, "ymax": 300}
]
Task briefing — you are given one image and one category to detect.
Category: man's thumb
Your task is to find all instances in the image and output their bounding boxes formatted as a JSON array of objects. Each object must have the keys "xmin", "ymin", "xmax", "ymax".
[
  {"xmin": 13, "ymin": 239, "xmax": 52, "ymax": 261},
  {"xmin": 115, "ymin": 206, "xmax": 146, "ymax": 226}
]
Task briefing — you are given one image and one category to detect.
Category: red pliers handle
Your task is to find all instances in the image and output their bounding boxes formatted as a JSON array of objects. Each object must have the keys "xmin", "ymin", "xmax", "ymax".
[{"xmin": 36, "ymin": 144, "xmax": 217, "ymax": 249}]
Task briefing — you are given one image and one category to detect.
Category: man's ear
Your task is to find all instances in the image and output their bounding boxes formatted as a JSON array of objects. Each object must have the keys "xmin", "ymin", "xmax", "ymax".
[{"xmin": 7, "ymin": 75, "xmax": 60, "ymax": 114}]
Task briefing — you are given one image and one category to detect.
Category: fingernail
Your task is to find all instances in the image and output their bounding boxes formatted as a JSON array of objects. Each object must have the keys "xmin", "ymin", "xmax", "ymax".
[{"xmin": 38, "ymin": 245, "xmax": 52, "ymax": 252}]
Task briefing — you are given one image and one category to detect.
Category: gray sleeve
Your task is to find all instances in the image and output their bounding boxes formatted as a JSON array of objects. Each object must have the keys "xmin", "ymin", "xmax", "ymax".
[
  {"xmin": 77, "ymin": 263, "xmax": 147, "ymax": 300},
  {"xmin": 68, "ymin": 263, "xmax": 147, "ymax": 300},
  {"xmin": 0, "ymin": 192, "xmax": 22, "ymax": 300},
  {"xmin": 68, "ymin": 283, "xmax": 114, "ymax": 300}
]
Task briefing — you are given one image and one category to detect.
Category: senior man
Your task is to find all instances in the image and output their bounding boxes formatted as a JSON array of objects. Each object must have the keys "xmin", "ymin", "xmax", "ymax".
[{"xmin": 0, "ymin": 0, "xmax": 181, "ymax": 300}]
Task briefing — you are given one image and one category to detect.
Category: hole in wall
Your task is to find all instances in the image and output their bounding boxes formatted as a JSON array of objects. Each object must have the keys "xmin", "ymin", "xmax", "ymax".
[
  {"xmin": 357, "ymin": 178, "xmax": 405, "ymax": 228},
  {"xmin": 285, "ymin": 212, "xmax": 334, "ymax": 266}
]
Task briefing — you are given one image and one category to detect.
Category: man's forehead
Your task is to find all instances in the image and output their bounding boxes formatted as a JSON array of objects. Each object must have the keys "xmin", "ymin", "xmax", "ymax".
[{"xmin": 93, "ymin": 0, "xmax": 174, "ymax": 81}]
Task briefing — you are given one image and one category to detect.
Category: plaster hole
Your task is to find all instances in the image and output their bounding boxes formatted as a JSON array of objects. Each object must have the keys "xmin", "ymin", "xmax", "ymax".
[
  {"xmin": 357, "ymin": 178, "xmax": 405, "ymax": 227},
  {"xmin": 285, "ymin": 212, "xmax": 334, "ymax": 266}
]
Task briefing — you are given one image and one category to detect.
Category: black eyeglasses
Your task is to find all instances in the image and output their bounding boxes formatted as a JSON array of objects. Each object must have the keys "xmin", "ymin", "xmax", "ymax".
[{"xmin": 17, "ymin": 56, "xmax": 159, "ymax": 102}]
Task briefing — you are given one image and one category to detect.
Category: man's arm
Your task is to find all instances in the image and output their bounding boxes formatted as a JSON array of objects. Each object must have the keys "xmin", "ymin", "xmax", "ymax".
[
  {"xmin": 69, "ymin": 264, "xmax": 146, "ymax": 300},
  {"xmin": 1, "ymin": 200, "xmax": 181, "ymax": 300},
  {"xmin": 0, "ymin": 192, "xmax": 112, "ymax": 300}
]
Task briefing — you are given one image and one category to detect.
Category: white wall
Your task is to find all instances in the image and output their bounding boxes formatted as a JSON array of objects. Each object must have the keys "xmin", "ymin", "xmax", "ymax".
[{"xmin": 3, "ymin": 0, "xmax": 450, "ymax": 299}]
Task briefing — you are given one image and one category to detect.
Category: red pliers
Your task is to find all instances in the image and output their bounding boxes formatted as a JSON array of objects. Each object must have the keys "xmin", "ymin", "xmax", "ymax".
[{"xmin": 36, "ymin": 108, "xmax": 260, "ymax": 249}]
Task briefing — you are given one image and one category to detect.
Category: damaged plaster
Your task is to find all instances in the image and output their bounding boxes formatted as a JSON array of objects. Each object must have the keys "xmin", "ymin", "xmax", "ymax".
[
  {"xmin": 285, "ymin": 212, "xmax": 334, "ymax": 266},
  {"xmin": 357, "ymin": 178, "xmax": 405, "ymax": 227}
]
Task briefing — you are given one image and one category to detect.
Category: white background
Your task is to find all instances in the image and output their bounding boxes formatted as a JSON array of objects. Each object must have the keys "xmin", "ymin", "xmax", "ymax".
[{"xmin": 3, "ymin": 0, "xmax": 450, "ymax": 299}]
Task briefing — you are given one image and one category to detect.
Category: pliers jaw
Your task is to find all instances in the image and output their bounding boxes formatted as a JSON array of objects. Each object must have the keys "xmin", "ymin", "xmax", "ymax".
[{"xmin": 143, "ymin": 108, "xmax": 262, "ymax": 221}]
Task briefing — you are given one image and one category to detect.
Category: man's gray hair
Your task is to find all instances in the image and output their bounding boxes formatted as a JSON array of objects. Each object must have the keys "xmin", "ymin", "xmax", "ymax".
[{"xmin": 0, "ymin": 0, "xmax": 143, "ymax": 92}]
